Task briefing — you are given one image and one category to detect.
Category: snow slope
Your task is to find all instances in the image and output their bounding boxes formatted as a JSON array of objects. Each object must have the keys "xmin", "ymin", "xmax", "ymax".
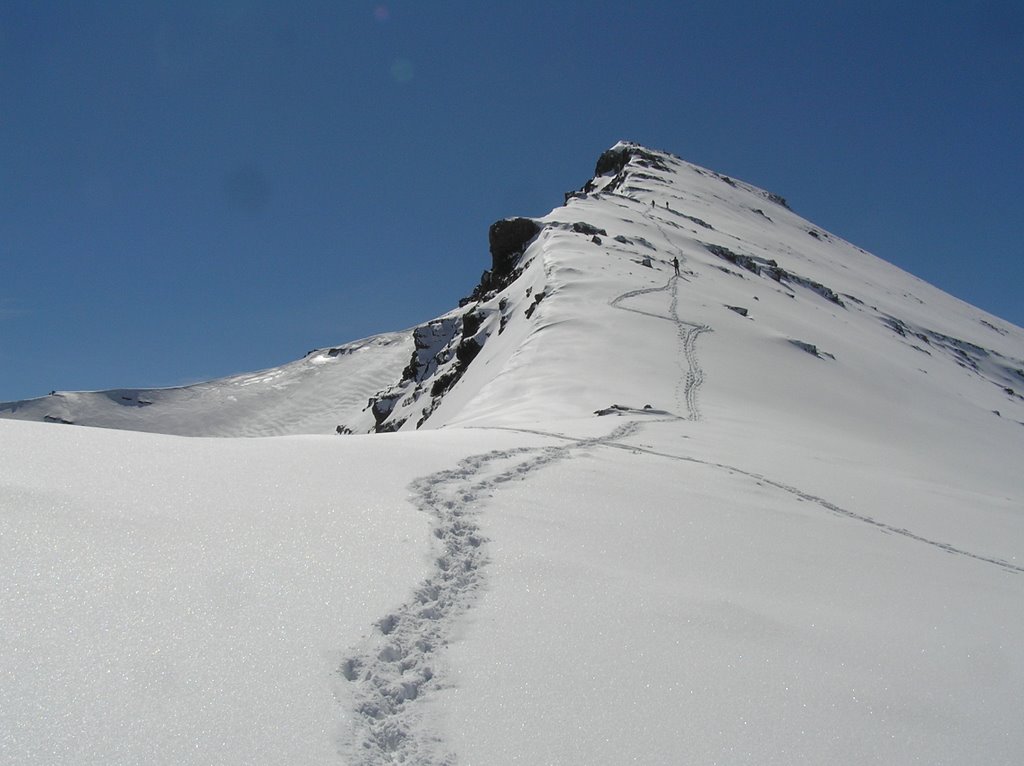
[
  {"xmin": 0, "ymin": 331, "xmax": 412, "ymax": 436},
  {"xmin": 2, "ymin": 142, "xmax": 1023, "ymax": 764}
]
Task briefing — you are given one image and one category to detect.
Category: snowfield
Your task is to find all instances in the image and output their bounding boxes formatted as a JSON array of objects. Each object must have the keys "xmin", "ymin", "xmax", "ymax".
[{"xmin": 2, "ymin": 143, "xmax": 1022, "ymax": 764}]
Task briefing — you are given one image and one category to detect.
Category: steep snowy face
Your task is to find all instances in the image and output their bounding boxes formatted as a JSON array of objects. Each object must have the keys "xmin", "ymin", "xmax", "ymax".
[{"xmin": 426, "ymin": 141, "xmax": 1024, "ymax": 440}]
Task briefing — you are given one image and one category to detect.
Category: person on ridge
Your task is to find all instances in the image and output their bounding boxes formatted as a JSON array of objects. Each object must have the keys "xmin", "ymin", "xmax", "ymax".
[{"xmin": 672, "ymin": 256, "xmax": 680, "ymax": 276}]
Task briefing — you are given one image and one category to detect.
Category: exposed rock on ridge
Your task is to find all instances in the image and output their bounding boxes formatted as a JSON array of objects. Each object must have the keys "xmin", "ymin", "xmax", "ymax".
[
  {"xmin": 489, "ymin": 217, "xmax": 541, "ymax": 279},
  {"xmin": 584, "ymin": 142, "xmax": 672, "ymax": 195}
]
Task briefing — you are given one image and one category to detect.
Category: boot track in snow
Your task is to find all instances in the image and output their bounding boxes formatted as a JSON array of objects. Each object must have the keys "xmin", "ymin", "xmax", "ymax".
[
  {"xmin": 340, "ymin": 190, "xmax": 718, "ymax": 762},
  {"xmin": 484, "ymin": 425, "xmax": 1024, "ymax": 577},
  {"xmin": 337, "ymin": 421, "xmax": 643, "ymax": 765},
  {"xmin": 610, "ymin": 275, "xmax": 711, "ymax": 421},
  {"xmin": 607, "ymin": 190, "xmax": 712, "ymax": 420}
]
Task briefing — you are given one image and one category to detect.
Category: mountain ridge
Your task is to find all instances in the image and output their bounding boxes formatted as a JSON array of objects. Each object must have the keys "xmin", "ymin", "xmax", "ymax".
[{"xmin": 2, "ymin": 141, "xmax": 1022, "ymax": 437}]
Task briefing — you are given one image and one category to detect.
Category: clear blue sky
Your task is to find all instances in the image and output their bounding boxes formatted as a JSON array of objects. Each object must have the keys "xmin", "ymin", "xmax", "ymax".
[{"xmin": 2, "ymin": 1, "xmax": 1022, "ymax": 401}]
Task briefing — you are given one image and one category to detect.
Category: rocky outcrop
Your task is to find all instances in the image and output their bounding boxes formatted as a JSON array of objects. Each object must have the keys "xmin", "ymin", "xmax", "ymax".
[
  {"xmin": 585, "ymin": 143, "xmax": 672, "ymax": 196},
  {"xmin": 571, "ymin": 222, "xmax": 607, "ymax": 237},
  {"xmin": 789, "ymin": 339, "xmax": 835, "ymax": 360},
  {"xmin": 704, "ymin": 243, "xmax": 844, "ymax": 307},
  {"xmin": 366, "ymin": 304, "xmax": 497, "ymax": 433},
  {"xmin": 880, "ymin": 314, "xmax": 1024, "ymax": 394},
  {"xmin": 462, "ymin": 217, "xmax": 541, "ymax": 306},
  {"xmin": 489, "ymin": 218, "xmax": 540, "ymax": 280},
  {"xmin": 524, "ymin": 291, "xmax": 545, "ymax": 319},
  {"xmin": 593, "ymin": 143, "xmax": 670, "ymax": 177}
]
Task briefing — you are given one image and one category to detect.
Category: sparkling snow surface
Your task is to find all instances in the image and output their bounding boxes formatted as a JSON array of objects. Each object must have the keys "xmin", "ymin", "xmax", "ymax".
[{"xmin": 2, "ymin": 144, "xmax": 1023, "ymax": 764}]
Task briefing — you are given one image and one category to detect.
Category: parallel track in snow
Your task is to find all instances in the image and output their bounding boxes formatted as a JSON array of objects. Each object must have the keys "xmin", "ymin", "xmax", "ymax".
[
  {"xmin": 598, "ymin": 190, "xmax": 1022, "ymax": 574},
  {"xmin": 610, "ymin": 276, "xmax": 710, "ymax": 421},
  {"xmin": 607, "ymin": 190, "xmax": 712, "ymax": 421},
  {"xmin": 483, "ymin": 425, "xmax": 1024, "ymax": 577}
]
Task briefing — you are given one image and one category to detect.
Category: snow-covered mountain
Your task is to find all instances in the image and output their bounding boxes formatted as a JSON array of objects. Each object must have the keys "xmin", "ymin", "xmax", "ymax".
[
  {"xmin": 3, "ymin": 142, "xmax": 1022, "ymax": 440},
  {"xmin": 3, "ymin": 143, "xmax": 1022, "ymax": 765}
]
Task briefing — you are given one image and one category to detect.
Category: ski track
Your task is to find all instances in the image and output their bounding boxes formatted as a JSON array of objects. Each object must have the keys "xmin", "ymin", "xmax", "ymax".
[
  {"xmin": 596, "ymin": 190, "xmax": 1023, "ymax": 574},
  {"xmin": 610, "ymin": 277, "xmax": 711, "ymax": 421},
  {"xmin": 337, "ymin": 420, "xmax": 643, "ymax": 764},
  {"xmin": 608, "ymin": 193, "xmax": 712, "ymax": 421},
  {"xmin": 482, "ymin": 425, "xmax": 1024, "ymax": 577}
]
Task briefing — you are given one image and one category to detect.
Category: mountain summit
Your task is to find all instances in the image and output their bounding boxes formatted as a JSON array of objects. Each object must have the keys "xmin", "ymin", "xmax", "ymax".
[
  {"xmin": 3, "ymin": 144, "xmax": 1023, "ymax": 765},
  {"xmin": 4, "ymin": 141, "xmax": 1023, "ymax": 440}
]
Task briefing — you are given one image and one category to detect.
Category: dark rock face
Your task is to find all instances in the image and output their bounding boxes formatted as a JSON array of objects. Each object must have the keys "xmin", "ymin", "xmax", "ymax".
[
  {"xmin": 489, "ymin": 218, "xmax": 541, "ymax": 280},
  {"xmin": 376, "ymin": 416, "xmax": 407, "ymax": 433},
  {"xmin": 456, "ymin": 337, "xmax": 482, "ymax": 366},
  {"xmin": 594, "ymin": 147, "xmax": 631, "ymax": 177},
  {"xmin": 706, "ymin": 244, "xmax": 761, "ymax": 275},
  {"xmin": 368, "ymin": 304, "xmax": 496, "ymax": 434},
  {"xmin": 461, "ymin": 310, "xmax": 483, "ymax": 338},
  {"xmin": 571, "ymin": 222, "xmax": 607, "ymax": 237},
  {"xmin": 371, "ymin": 395, "xmax": 400, "ymax": 426},
  {"xmin": 593, "ymin": 144, "xmax": 670, "ymax": 177},
  {"xmin": 464, "ymin": 217, "xmax": 541, "ymax": 305},
  {"xmin": 585, "ymin": 144, "xmax": 672, "ymax": 196},
  {"xmin": 524, "ymin": 291, "xmax": 546, "ymax": 319},
  {"xmin": 429, "ymin": 369, "xmax": 460, "ymax": 398}
]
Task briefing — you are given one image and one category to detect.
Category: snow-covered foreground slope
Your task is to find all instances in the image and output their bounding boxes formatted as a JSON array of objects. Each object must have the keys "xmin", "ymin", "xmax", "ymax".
[
  {"xmin": 2, "ymin": 143, "xmax": 1023, "ymax": 763},
  {"xmin": 4, "ymin": 411, "xmax": 1022, "ymax": 764},
  {"xmin": 446, "ymin": 419, "xmax": 1023, "ymax": 765},
  {"xmin": 0, "ymin": 419, "xmax": 539, "ymax": 763}
]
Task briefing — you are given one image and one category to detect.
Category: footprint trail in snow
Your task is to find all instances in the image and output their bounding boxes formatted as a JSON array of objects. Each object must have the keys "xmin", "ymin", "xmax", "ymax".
[
  {"xmin": 608, "ymin": 194, "xmax": 712, "ymax": 421},
  {"xmin": 483, "ymin": 425, "xmax": 1024, "ymax": 577},
  {"xmin": 340, "ymin": 195, "xmax": 713, "ymax": 762},
  {"xmin": 610, "ymin": 275, "xmax": 710, "ymax": 421},
  {"xmin": 337, "ymin": 421, "xmax": 643, "ymax": 765}
]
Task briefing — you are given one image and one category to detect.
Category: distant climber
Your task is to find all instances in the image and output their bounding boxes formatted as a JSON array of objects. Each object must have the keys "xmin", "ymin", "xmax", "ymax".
[{"xmin": 672, "ymin": 257, "xmax": 680, "ymax": 276}]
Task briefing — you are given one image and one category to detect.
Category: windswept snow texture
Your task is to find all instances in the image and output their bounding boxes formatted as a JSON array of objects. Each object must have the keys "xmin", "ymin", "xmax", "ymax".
[
  {"xmin": 3, "ymin": 142, "xmax": 1024, "ymax": 765},
  {"xmin": 0, "ymin": 332, "xmax": 412, "ymax": 436}
]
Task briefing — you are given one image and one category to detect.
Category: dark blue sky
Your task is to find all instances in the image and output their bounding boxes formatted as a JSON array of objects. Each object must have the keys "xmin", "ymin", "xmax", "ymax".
[{"xmin": 2, "ymin": 1, "xmax": 1022, "ymax": 401}]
